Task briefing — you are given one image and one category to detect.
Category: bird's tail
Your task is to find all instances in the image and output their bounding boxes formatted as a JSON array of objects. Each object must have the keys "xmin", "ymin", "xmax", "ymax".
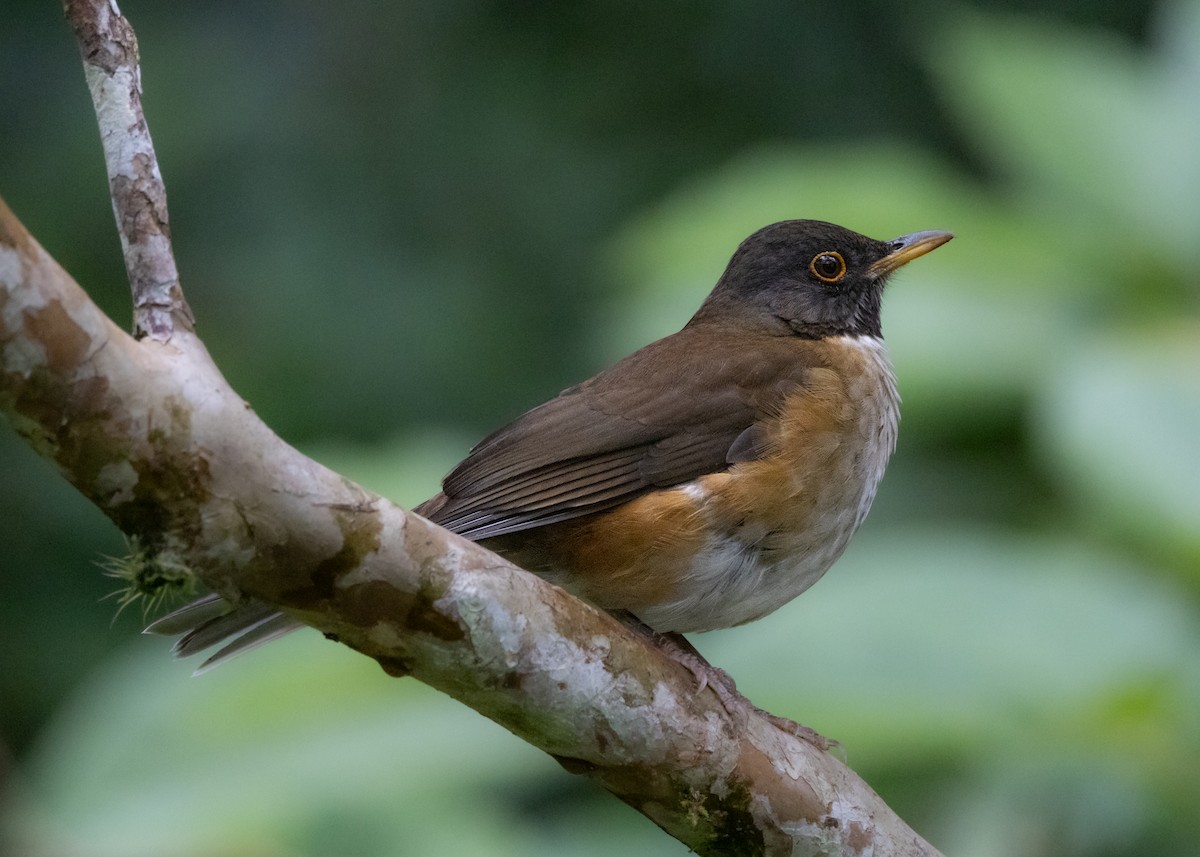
[{"xmin": 144, "ymin": 593, "xmax": 304, "ymax": 674}]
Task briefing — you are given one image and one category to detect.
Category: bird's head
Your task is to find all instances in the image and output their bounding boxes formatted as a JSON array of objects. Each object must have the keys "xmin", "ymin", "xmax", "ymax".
[{"xmin": 692, "ymin": 220, "xmax": 953, "ymax": 339}]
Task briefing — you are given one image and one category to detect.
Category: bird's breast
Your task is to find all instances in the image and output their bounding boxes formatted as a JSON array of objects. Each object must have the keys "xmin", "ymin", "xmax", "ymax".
[
  {"xmin": 636, "ymin": 334, "xmax": 899, "ymax": 631},
  {"xmin": 497, "ymin": 335, "xmax": 899, "ymax": 634}
]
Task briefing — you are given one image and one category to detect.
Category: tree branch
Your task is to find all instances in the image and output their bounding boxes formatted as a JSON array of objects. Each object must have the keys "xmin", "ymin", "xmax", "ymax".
[
  {"xmin": 65, "ymin": 0, "xmax": 191, "ymax": 342},
  {"xmin": 0, "ymin": 4, "xmax": 945, "ymax": 854}
]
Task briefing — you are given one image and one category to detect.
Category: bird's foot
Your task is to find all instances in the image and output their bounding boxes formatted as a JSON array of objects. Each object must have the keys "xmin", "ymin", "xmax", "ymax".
[
  {"xmin": 664, "ymin": 635, "xmax": 837, "ymax": 751},
  {"xmin": 625, "ymin": 619, "xmax": 836, "ymax": 752}
]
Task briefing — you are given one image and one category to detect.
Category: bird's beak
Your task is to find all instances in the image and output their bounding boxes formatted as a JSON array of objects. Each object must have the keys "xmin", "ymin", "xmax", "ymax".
[{"xmin": 869, "ymin": 230, "xmax": 954, "ymax": 278}]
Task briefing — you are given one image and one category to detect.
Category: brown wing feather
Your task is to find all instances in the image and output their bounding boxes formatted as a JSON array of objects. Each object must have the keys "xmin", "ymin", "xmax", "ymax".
[{"xmin": 417, "ymin": 326, "xmax": 825, "ymax": 539}]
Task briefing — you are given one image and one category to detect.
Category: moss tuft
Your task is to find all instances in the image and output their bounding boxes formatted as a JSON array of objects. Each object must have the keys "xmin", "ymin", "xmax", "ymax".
[{"xmin": 99, "ymin": 534, "xmax": 197, "ymax": 619}]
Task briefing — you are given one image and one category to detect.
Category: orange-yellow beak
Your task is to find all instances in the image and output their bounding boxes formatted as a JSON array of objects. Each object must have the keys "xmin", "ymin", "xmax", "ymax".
[{"xmin": 868, "ymin": 230, "xmax": 954, "ymax": 279}]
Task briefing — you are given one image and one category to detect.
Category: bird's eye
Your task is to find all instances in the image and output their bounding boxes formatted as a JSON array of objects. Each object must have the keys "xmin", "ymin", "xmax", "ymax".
[{"xmin": 809, "ymin": 251, "xmax": 847, "ymax": 283}]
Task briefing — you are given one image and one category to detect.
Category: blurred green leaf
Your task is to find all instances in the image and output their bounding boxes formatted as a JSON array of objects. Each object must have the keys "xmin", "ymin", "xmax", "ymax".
[
  {"xmin": 4, "ymin": 637, "xmax": 554, "ymax": 857},
  {"xmin": 1033, "ymin": 325, "xmax": 1200, "ymax": 576},
  {"xmin": 930, "ymin": 0, "xmax": 1200, "ymax": 276}
]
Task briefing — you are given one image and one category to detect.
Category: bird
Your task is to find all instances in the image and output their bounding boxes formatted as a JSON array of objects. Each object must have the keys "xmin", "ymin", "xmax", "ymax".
[{"xmin": 148, "ymin": 219, "xmax": 951, "ymax": 734}]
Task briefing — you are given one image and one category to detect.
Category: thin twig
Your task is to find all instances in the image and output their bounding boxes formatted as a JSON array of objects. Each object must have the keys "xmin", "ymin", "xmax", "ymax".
[{"xmin": 64, "ymin": 0, "xmax": 193, "ymax": 341}]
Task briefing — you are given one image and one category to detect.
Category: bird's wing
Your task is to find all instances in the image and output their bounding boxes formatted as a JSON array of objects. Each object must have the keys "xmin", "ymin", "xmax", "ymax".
[{"xmin": 415, "ymin": 327, "xmax": 818, "ymax": 539}]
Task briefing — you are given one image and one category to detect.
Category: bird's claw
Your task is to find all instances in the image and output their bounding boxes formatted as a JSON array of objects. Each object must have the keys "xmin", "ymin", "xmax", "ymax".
[{"xmin": 646, "ymin": 627, "xmax": 835, "ymax": 751}]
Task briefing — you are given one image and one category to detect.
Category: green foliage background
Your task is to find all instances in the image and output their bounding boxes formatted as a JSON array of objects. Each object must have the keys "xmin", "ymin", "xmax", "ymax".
[{"xmin": 2, "ymin": 1, "xmax": 1198, "ymax": 855}]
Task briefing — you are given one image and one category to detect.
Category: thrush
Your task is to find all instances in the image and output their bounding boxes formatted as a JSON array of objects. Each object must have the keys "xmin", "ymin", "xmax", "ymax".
[{"xmin": 149, "ymin": 219, "xmax": 952, "ymax": 737}]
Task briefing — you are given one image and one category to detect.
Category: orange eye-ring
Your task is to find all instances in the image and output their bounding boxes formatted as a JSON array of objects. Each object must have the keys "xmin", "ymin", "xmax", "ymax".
[{"xmin": 809, "ymin": 251, "xmax": 846, "ymax": 283}]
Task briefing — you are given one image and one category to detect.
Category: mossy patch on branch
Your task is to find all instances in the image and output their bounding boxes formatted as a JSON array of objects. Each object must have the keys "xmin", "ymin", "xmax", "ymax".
[{"xmin": 99, "ymin": 534, "xmax": 197, "ymax": 619}]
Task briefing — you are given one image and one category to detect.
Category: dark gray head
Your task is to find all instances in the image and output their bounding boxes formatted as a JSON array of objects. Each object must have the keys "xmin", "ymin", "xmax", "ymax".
[{"xmin": 689, "ymin": 219, "xmax": 952, "ymax": 339}]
